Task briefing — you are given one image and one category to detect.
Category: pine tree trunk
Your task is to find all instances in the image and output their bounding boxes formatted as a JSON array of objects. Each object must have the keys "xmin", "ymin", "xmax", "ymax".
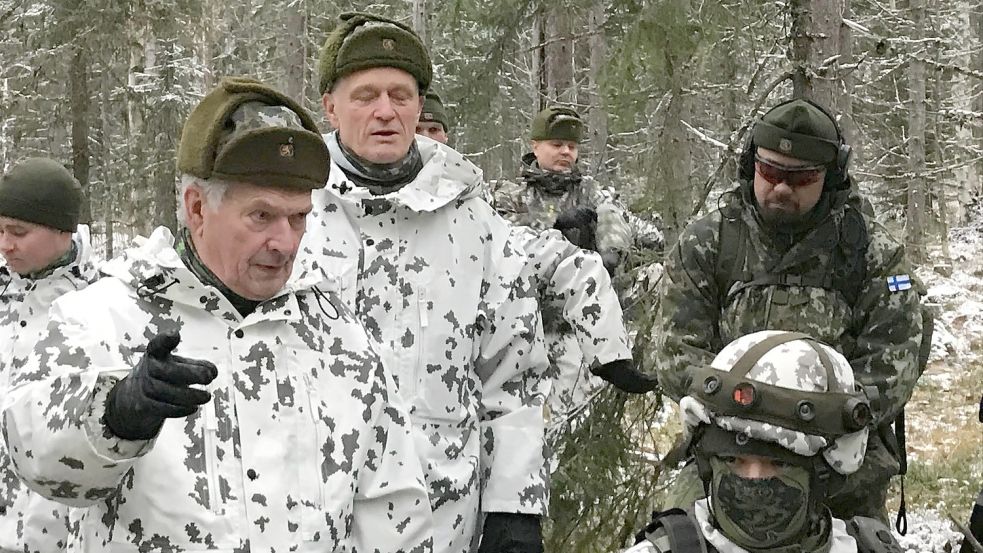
[
  {"xmin": 412, "ymin": 0, "xmax": 429, "ymax": 49},
  {"xmin": 587, "ymin": 2, "xmax": 609, "ymax": 177},
  {"xmin": 905, "ymin": 0, "xmax": 927, "ymax": 263},
  {"xmin": 838, "ymin": 0, "xmax": 860, "ymax": 164},
  {"xmin": 282, "ymin": 1, "xmax": 308, "ymax": 103},
  {"xmin": 544, "ymin": 7, "xmax": 576, "ymax": 104},
  {"xmin": 153, "ymin": 37, "xmax": 178, "ymax": 234},
  {"xmin": 789, "ymin": 0, "xmax": 843, "ymax": 105},
  {"xmin": 70, "ymin": 44, "xmax": 92, "ymax": 225}
]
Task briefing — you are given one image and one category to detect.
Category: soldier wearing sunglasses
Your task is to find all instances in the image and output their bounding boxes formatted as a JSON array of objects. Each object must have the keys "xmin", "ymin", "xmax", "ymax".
[{"xmin": 653, "ymin": 98, "xmax": 926, "ymax": 527}]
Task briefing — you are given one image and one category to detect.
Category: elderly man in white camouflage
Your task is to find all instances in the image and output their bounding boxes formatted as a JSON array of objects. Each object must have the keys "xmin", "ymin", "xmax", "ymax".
[
  {"xmin": 0, "ymin": 157, "xmax": 98, "ymax": 553},
  {"xmin": 304, "ymin": 13, "xmax": 549, "ymax": 553},
  {"xmin": 1, "ymin": 78, "xmax": 433, "ymax": 552}
]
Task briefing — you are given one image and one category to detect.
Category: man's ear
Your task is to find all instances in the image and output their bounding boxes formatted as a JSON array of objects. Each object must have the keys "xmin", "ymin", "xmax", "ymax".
[
  {"xmin": 322, "ymin": 93, "xmax": 339, "ymax": 130},
  {"xmin": 184, "ymin": 184, "xmax": 206, "ymax": 233}
]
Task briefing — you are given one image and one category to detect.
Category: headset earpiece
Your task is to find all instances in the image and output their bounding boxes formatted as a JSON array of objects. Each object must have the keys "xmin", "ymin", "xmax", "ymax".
[{"xmin": 738, "ymin": 134, "xmax": 756, "ymax": 182}]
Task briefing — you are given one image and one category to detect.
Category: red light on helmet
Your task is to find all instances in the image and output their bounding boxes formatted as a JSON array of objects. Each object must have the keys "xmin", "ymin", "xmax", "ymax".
[{"xmin": 733, "ymin": 383, "xmax": 756, "ymax": 407}]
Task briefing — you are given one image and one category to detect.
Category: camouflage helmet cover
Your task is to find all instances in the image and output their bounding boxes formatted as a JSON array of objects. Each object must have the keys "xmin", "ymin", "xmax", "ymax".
[{"xmin": 680, "ymin": 330, "xmax": 870, "ymax": 475}]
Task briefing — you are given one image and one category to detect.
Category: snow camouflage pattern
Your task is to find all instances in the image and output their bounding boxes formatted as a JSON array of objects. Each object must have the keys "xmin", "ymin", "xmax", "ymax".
[
  {"xmin": 681, "ymin": 330, "xmax": 870, "ymax": 475},
  {"xmin": 0, "ymin": 226, "xmax": 98, "ymax": 553},
  {"xmin": 623, "ymin": 499, "xmax": 859, "ymax": 553},
  {"xmin": 507, "ymin": 225, "xmax": 631, "ymax": 441},
  {"xmin": 655, "ymin": 187, "xmax": 923, "ymax": 517},
  {"xmin": 300, "ymin": 134, "xmax": 549, "ymax": 553},
  {"xmin": 1, "ymin": 227, "xmax": 434, "ymax": 552}
]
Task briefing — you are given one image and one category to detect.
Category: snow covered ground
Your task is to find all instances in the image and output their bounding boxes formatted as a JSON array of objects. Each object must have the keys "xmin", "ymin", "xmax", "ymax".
[{"xmin": 903, "ymin": 230, "xmax": 983, "ymax": 552}]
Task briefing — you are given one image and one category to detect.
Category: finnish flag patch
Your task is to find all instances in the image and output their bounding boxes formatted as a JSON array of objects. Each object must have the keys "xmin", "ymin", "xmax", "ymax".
[{"xmin": 887, "ymin": 274, "xmax": 912, "ymax": 292}]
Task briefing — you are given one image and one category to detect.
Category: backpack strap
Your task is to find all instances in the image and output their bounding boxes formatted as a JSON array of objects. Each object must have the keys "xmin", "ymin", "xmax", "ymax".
[
  {"xmin": 636, "ymin": 508, "xmax": 705, "ymax": 553},
  {"xmin": 833, "ymin": 202, "xmax": 870, "ymax": 307},
  {"xmin": 845, "ymin": 516, "xmax": 904, "ymax": 553},
  {"xmin": 714, "ymin": 212, "xmax": 749, "ymax": 307}
]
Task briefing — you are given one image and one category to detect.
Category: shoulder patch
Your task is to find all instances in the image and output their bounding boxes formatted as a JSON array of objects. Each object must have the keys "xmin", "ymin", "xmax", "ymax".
[{"xmin": 886, "ymin": 274, "xmax": 912, "ymax": 292}]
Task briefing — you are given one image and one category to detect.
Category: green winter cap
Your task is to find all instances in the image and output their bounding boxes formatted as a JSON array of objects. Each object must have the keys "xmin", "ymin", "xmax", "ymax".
[
  {"xmin": 530, "ymin": 106, "xmax": 584, "ymax": 142},
  {"xmin": 0, "ymin": 158, "xmax": 81, "ymax": 232},
  {"xmin": 318, "ymin": 12, "xmax": 432, "ymax": 94},
  {"xmin": 177, "ymin": 77, "xmax": 329, "ymax": 190},
  {"xmin": 420, "ymin": 92, "xmax": 448, "ymax": 131},
  {"xmin": 753, "ymin": 99, "xmax": 840, "ymax": 165}
]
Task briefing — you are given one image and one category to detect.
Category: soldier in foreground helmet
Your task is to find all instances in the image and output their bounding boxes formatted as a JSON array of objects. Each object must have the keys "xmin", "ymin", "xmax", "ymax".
[
  {"xmin": 1, "ymin": 77, "xmax": 433, "ymax": 552},
  {"xmin": 654, "ymin": 98, "xmax": 925, "ymax": 523},
  {"xmin": 307, "ymin": 13, "xmax": 549, "ymax": 553},
  {"xmin": 0, "ymin": 157, "xmax": 100, "ymax": 553},
  {"xmin": 628, "ymin": 330, "xmax": 903, "ymax": 553}
]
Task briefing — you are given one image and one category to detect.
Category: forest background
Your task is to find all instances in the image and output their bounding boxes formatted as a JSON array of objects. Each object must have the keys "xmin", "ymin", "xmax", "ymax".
[{"xmin": 1, "ymin": 0, "xmax": 981, "ymax": 551}]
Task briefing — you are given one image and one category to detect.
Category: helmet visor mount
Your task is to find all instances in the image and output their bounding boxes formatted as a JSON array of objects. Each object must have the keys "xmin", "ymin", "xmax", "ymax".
[{"xmin": 689, "ymin": 332, "xmax": 873, "ymax": 439}]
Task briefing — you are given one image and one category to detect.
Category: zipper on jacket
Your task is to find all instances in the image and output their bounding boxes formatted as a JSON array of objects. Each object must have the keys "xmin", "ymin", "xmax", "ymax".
[
  {"xmin": 203, "ymin": 399, "xmax": 223, "ymax": 515},
  {"xmin": 304, "ymin": 374, "xmax": 324, "ymax": 508}
]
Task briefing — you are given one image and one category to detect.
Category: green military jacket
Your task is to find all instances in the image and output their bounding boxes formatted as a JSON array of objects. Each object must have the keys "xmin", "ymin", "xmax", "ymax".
[
  {"xmin": 491, "ymin": 153, "xmax": 634, "ymax": 265},
  {"xmin": 656, "ymin": 185, "xmax": 922, "ymax": 427}
]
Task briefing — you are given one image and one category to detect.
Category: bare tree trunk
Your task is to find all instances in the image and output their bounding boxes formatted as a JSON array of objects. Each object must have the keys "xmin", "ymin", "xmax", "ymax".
[
  {"xmin": 531, "ymin": 11, "xmax": 545, "ymax": 111},
  {"xmin": 100, "ymin": 70, "xmax": 115, "ymax": 258},
  {"xmin": 905, "ymin": 0, "xmax": 927, "ymax": 263},
  {"xmin": 789, "ymin": 0, "xmax": 843, "ymax": 106},
  {"xmin": 838, "ymin": 0, "xmax": 860, "ymax": 165},
  {"xmin": 412, "ymin": 0, "xmax": 428, "ymax": 49},
  {"xmin": 587, "ymin": 2, "xmax": 609, "ymax": 177},
  {"xmin": 70, "ymin": 45, "xmax": 92, "ymax": 225},
  {"xmin": 153, "ymin": 37, "xmax": 179, "ymax": 234},
  {"xmin": 282, "ymin": 1, "xmax": 308, "ymax": 103},
  {"xmin": 544, "ymin": 6, "xmax": 576, "ymax": 104}
]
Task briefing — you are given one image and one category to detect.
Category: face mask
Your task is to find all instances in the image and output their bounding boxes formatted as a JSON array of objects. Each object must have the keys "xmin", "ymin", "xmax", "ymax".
[{"xmin": 709, "ymin": 456, "xmax": 812, "ymax": 550}]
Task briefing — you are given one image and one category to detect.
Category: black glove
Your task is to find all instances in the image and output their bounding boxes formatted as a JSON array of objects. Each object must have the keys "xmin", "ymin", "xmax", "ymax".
[
  {"xmin": 103, "ymin": 331, "xmax": 218, "ymax": 440},
  {"xmin": 592, "ymin": 359, "xmax": 657, "ymax": 394},
  {"xmin": 478, "ymin": 512, "xmax": 543, "ymax": 553},
  {"xmin": 553, "ymin": 206, "xmax": 598, "ymax": 251}
]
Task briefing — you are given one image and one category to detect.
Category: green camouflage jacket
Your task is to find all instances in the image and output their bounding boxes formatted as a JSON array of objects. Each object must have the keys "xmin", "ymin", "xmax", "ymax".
[
  {"xmin": 491, "ymin": 153, "xmax": 634, "ymax": 265},
  {"xmin": 655, "ymin": 186, "xmax": 922, "ymax": 427}
]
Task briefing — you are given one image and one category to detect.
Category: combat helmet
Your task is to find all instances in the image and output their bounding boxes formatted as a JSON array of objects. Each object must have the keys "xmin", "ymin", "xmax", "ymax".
[{"xmin": 682, "ymin": 330, "xmax": 873, "ymax": 549}]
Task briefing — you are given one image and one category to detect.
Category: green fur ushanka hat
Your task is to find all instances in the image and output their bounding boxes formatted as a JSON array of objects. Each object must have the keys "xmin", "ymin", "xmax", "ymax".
[
  {"xmin": 318, "ymin": 12, "xmax": 433, "ymax": 94},
  {"xmin": 530, "ymin": 106, "xmax": 584, "ymax": 142},
  {"xmin": 177, "ymin": 77, "xmax": 329, "ymax": 190}
]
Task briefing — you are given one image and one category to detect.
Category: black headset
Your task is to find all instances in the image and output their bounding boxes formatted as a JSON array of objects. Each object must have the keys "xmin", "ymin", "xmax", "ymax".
[{"xmin": 738, "ymin": 98, "xmax": 853, "ymax": 190}]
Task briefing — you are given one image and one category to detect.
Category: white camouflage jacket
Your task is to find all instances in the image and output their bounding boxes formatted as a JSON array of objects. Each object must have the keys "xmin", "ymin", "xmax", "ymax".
[
  {"xmin": 509, "ymin": 226, "xmax": 631, "ymax": 430},
  {"xmin": 0, "ymin": 225, "xmax": 98, "ymax": 553},
  {"xmin": 302, "ymin": 134, "xmax": 549, "ymax": 553},
  {"xmin": 1, "ymin": 227, "xmax": 433, "ymax": 553}
]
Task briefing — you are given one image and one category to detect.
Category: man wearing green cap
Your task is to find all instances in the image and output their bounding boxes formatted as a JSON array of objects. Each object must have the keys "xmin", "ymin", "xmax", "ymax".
[
  {"xmin": 654, "ymin": 98, "xmax": 925, "ymax": 523},
  {"xmin": 306, "ymin": 13, "xmax": 548, "ymax": 553},
  {"xmin": 2, "ymin": 77, "xmax": 433, "ymax": 552},
  {"xmin": 416, "ymin": 91, "xmax": 449, "ymax": 144},
  {"xmin": 490, "ymin": 106, "xmax": 659, "ymax": 438},
  {"xmin": 0, "ymin": 157, "xmax": 98, "ymax": 553},
  {"xmin": 492, "ymin": 106, "xmax": 664, "ymax": 274}
]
